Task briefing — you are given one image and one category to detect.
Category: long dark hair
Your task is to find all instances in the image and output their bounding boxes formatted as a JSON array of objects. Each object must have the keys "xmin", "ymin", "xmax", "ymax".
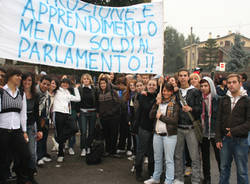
[{"xmin": 21, "ymin": 72, "xmax": 37, "ymax": 97}]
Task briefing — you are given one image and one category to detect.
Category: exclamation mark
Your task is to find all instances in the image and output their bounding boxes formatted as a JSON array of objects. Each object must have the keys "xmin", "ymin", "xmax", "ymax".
[
  {"xmin": 145, "ymin": 56, "xmax": 149, "ymax": 73},
  {"xmin": 150, "ymin": 56, "xmax": 154, "ymax": 72}
]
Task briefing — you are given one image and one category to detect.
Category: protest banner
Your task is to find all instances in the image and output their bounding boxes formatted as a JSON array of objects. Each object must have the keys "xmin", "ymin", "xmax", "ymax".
[{"xmin": 0, "ymin": 0, "xmax": 164, "ymax": 74}]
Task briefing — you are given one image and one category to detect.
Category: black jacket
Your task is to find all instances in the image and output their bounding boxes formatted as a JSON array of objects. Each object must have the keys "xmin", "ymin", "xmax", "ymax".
[
  {"xmin": 176, "ymin": 88, "xmax": 202, "ymax": 127},
  {"xmin": 215, "ymin": 95, "xmax": 250, "ymax": 142}
]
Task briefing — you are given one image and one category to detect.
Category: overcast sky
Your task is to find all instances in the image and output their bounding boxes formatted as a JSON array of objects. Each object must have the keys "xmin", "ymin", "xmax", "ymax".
[{"xmin": 163, "ymin": 0, "xmax": 250, "ymax": 41}]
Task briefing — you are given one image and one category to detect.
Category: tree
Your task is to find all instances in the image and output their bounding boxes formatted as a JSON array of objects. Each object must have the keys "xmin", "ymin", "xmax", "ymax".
[
  {"xmin": 226, "ymin": 34, "xmax": 250, "ymax": 72},
  {"xmin": 184, "ymin": 34, "xmax": 200, "ymax": 46},
  {"xmin": 200, "ymin": 39, "xmax": 219, "ymax": 71},
  {"xmin": 163, "ymin": 27, "xmax": 185, "ymax": 74}
]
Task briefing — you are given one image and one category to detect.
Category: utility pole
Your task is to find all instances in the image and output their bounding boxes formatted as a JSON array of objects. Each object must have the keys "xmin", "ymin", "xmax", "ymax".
[{"xmin": 189, "ymin": 26, "xmax": 193, "ymax": 72}]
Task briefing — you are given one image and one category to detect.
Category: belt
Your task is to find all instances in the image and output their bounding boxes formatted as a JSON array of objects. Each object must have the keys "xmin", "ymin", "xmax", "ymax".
[
  {"xmin": 155, "ymin": 132, "xmax": 167, "ymax": 136},
  {"xmin": 0, "ymin": 128, "xmax": 21, "ymax": 133},
  {"xmin": 178, "ymin": 126, "xmax": 194, "ymax": 130}
]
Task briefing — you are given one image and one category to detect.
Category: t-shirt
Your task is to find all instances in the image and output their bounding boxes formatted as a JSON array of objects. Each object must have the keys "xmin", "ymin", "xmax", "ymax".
[{"xmin": 155, "ymin": 103, "xmax": 168, "ymax": 134}]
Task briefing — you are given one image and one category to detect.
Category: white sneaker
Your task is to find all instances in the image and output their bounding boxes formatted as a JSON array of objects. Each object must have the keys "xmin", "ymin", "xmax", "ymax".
[
  {"xmin": 173, "ymin": 179, "xmax": 184, "ymax": 184},
  {"xmin": 87, "ymin": 148, "xmax": 91, "ymax": 154},
  {"xmin": 116, "ymin": 149, "xmax": 125, "ymax": 154},
  {"xmin": 81, "ymin": 149, "xmax": 86, "ymax": 157},
  {"xmin": 144, "ymin": 178, "xmax": 160, "ymax": 184},
  {"xmin": 37, "ymin": 159, "xmax": 45, "ymax": 166},
  {"xmin": 51, "ymin": 137, "xmax": 59, "ymax": 151},
  {"xmin": 126, "ymin": 150, "xmax": 133, "ymax": 156},
  {"xmin": 68, "ymin": 148, "xmax": 75, "ymax": 155},
  {"xmin": 57, "ymin": 156, "xmax": 64, "ymax": 163},
  {"xmin": 42, "ymin": 157, "xmax": 52, "ymax": 162}
]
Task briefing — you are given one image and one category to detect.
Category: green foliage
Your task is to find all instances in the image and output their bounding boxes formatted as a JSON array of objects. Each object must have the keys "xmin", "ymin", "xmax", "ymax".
[
  {"xmin": 200, "ymin": 39, "xmax": 218, "ymax": 71},
  {"xmin": 164, "ymin": 27, "xmax": 185, "ymax": 74},
  {"xmin": 226, "ymin": 34, "xmax": 250, "ymax": 72},
  {"xmin": 184, "ymin": 34, "xmax": 200, "ymax": 46}
]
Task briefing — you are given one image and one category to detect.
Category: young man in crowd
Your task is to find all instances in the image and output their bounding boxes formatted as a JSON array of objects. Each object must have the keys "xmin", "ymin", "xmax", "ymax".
[
  {"xmin": 216, "ymin": 74, "xmax": 250, "ymax": 184},
  {"xmin": 200, "ymin": 77, "xmax": 221, "ymax": 184},
  {"xmin": 174, "ymin": 69, "xmax": 202, "ymax": 184},
  {"xmin": 0, "ymin": 68, "xmax": 31, "ymax": 184},
  {"xmin": 240, "ymin": 73, "xmax": 250, "ymax": 97},
  {"xmin": 36, "ymin": 75, "xmax": 52, "ymax": 166}
]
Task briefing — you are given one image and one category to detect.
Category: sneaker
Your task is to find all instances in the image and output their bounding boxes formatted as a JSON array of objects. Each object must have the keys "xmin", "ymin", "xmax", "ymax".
[
  {"xmin": 57, "ymin": 156, "xmax": 64, "ymax": 163},
  {"xmin": 126, "ymin": 150, "xmax": 133, "ymax": 156},
  {"xmin": 37, "ymin": 159, "xmax": 45, "ymax": 166},
  {"xmin": 184, "ymin": 167, "xmax": 192, "ymax": 176},
  {"xmin": 51, "ymin": 137, "xmax": 59, "ymax": 152},
  {"xmin": 116, "ymin": 149, "xmax": 125, "ymax": 154},
  {"xmin": 144, "ymin": 157, "xmax": 148, "ymax": 164},
  {"xmin": 128, "ymin": 155, "xmax": 135, "ymax": 161},
  {"xmin": 173, "ymin": 179, "xmax": 184, "ymax": 184},
  {"xmin": 144, "ymin": 178, "xmax": 160, "ymax": 184},
  {"xmin": 87, "ymin": 148, "xmax": 91, "ymax": 154},
  {"xmin": 80, "ymin": 149, "xmax": 86, "ymax": 157},
  {"xmin": 42, "ymin": 157, "xmax": 52, "ymax": 162},
  {"xmin": 68, "ymin": 148, "xmax": 75, "ymax": 155}
]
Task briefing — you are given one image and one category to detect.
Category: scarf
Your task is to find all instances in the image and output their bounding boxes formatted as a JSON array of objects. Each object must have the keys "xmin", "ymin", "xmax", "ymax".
[
  {"xmin": 162, "ymin": 95, "xmax": 176, "ymax": 118},
  {"xmin": 201, "ymin": 93, "xmax": 212, "ymax": 139}
]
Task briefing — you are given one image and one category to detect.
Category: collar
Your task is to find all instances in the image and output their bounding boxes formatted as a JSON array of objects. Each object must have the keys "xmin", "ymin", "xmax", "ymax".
[
  {"xmin": 3, "ymin": 84, "xmax": 19, "ymax": 92},
  {"xmin": 82, "ymin": 84, "xmax": 91, "ymax": 89},
  {"xmin": 226, "ymin": 87, "xmax": 248, "ymax": 99}
]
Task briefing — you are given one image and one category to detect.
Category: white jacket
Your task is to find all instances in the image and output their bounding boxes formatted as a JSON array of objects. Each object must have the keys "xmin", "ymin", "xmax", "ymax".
[{"xmin": 53, "ymin": 87, "xmax": 81, "ymax": 114}]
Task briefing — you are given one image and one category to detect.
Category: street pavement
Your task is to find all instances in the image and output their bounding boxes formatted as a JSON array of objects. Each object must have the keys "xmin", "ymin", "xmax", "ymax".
[{"xmin": 35, "ymin": 134, "xmax": 250, "ymax": 184}]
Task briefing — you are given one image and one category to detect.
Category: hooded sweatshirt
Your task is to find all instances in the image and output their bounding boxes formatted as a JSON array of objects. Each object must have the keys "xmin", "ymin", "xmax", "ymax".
[{"xmin": 201, "ymin": 77, "xmax": 219, "ymax": 139}]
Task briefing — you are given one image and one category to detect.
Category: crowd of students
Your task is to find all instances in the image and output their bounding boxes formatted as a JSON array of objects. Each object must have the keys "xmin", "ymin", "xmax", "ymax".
[{"xmin": 0, "ymin": 67, "xmax": 249, "ymax": 184}]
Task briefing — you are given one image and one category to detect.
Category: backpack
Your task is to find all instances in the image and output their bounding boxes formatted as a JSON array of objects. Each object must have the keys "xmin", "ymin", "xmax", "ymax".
[{"xmin": 86, "ymin": 141, "xmax": 104, "ymax": 165}]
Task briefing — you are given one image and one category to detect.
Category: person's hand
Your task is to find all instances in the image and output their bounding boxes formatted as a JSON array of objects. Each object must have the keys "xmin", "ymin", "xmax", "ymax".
[
  {"xmin": 96, "ymin": 113, "xmax": 99, "ymax": 118},
  {"xmin": 156, "ymin": 111, "xmax": 162, "ymax": 119},
  {"xmin": 75, "ymin": 84, "xmax": 81, "ymax": 88},
  {"xmin": 141, "ymin": 91, "xmax": 147, "ymax": 96},
  {"xmin": 216, "ymin": 142, "xmax": 223, "ymax": 150},
  {"xmin": 174, "ymin": 86, "xmax": 179, "ymax": 92},
  {"xmin": 37, "ymin": 131, "xmax": 43, "ymax": 141},
  {"xmin": 226, "ymin": 128, "xmax": 232, "ymax": 137},
  {"xmin": 182, "ymin": 105, "xmax": 192, "ymax": 112},
  {"xmin": 24, "ymin": 132, "xmax": 29, "ymax": 143},
  {"xmin": 158, "ymin": 76, "xmax": 164, "ymax": 85},
  {"xmin": 156, "ymin": 93, "xmax": 162, "ymax": 105}
]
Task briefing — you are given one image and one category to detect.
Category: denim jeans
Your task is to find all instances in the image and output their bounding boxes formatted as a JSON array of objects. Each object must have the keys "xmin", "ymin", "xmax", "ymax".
[
  {"xmin": 248, "ymin": 132, "xmax": 250, "ymax": 146},
  {"xmin": 219, "ymin": 137, "xmax": 249, "ymax": 184},
  {"xmin": 174, "ymin": 128, "xmax": 201, "ymax": 183},
  {"xmin": 27, "ymin": 124, "xmax": 37, "ymax": 170},
  {"xmin": 79, "ymin": 112, "xmax": 96, "ymax": 150},
  {"xmin": 135, "ymin": 128, "xmax": 154, "ymax": 177},
  {"xmin": 152, "ymin": 134, "xmax": 177, "ymax": 184},
  {"xmin": 37, "ymin": 119, "xmax": 49, "ymax": 160},
  {"xmin": 68, "ymin": 135, "xmax": 76, "ymax": 149}
]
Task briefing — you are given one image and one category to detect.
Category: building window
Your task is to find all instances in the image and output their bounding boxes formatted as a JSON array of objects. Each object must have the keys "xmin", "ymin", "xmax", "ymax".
[{"xmin": 225, "ymin": 40, "xmax": 231, "ymax": 46}]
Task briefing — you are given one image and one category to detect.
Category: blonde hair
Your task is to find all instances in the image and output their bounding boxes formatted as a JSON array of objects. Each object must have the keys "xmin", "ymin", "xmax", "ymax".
[
  {"xmin": 81, "ymin": 73, "xmax": 93, "ymax": 85},
  {"xmin": 190, "ymin": 73, "xmax": 201, "ymax": 81},
  {"xmin": 98, "ymin": 73, "xmax": 110, "ymax": 83}
]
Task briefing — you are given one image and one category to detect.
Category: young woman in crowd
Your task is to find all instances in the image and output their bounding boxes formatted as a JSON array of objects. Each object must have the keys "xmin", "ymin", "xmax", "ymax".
[
  {"xmin": 77, "ymin": 74, "xmax": 98, "ymax": 157},
  {"xmin": 145, "ymin": 83, "xmax": 179, "ymax": 184},
  {"xmin": 52, "ymin": 78, "xmax": 81, "ymax": 163},
  {"xmin": 20, "ymin": 72, "xmax": 43, "ymax": 183},
  {"xmin": 122, "ymin": 79, "xmax": 137, "ymax": 156},
  {"xmin": 97, "ymin": 77, "xmax": 121, "ymax": 156},
  {"xmin": 48, "ymin": 78, "xmax": 59, "ymax": 152},
  {"xmin": 167, "ymin": 76, "xmax": 179, "ymax": 92},
  {"xmin": 134, "ymin": 79, "xmax": 158, "ymax": 182},
  {"xmin": 190, "ymin": 73, "xmax": 201, "ymax": 89}
]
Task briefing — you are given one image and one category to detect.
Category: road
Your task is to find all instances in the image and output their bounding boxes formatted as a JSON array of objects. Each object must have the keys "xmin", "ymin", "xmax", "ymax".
[{"xmin": 35, "ymin": 134, "xmax": 250, "ymax": 184}]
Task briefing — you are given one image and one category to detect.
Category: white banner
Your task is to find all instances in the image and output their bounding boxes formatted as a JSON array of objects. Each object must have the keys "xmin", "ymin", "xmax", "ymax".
[{"xmin": 0, "ymin": 0, "xmax": 163, "ymax": 74}]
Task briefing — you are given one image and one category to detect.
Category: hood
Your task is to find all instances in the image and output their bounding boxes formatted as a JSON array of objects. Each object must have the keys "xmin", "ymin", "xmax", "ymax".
[
  {"xmin": 203, "ymin": 76, "xmax": 217, "ymax": 98},
  {"xmin": 226, "ymin": 86, "xmax": 248, "ymax": 98}
]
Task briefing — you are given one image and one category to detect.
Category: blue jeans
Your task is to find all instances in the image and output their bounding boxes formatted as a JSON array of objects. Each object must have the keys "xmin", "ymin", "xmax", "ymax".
[
  {"xmin": 220, "ymin": 137, "xmax": 249, "ymax": 184},
  {"xmin": 37, "ymin": 119, "xmax": 49, "ymax": 160},
  {"xmin": 248, "ymin": 132, "xmax": 250, "ymax": 146},
  {"xmin": 68, "ymin": 135, "xmax": 76, "ymax": 149},
  {"xmin": 27, "ymin": 124, "xmax": 37, "ymax": 170},
  {"xmin": 79, "ymin": 112, "xmax": 96, "ymax": 149},
  {"xmin": 152, "ymin": 134, "xmax": 177, "ymax": 184}
]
